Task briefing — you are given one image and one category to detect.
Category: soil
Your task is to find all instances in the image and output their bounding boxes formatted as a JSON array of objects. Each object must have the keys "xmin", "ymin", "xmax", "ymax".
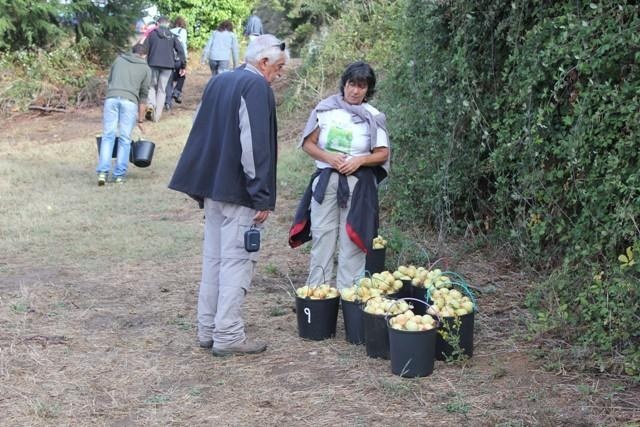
[{"xmin": 0, "ymin": 61, "xmax": 638, "ymax": 427}]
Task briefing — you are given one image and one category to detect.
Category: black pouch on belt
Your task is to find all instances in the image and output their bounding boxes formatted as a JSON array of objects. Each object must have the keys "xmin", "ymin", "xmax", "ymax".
[{"xmin": 244, "ymin": 225, "xmax": 260, "ymax": 252}]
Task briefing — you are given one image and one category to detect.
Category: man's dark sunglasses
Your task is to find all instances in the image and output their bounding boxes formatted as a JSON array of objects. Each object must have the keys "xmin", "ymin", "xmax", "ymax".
[{"xmin": 274, "ymin": 42, "xmax": 285, "ymax": 51}]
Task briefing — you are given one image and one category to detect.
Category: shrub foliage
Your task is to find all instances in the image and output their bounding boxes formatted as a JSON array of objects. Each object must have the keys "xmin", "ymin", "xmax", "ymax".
[{"xmin": 378, "ymin": 0, "xmax": 639, "ymax": 375}]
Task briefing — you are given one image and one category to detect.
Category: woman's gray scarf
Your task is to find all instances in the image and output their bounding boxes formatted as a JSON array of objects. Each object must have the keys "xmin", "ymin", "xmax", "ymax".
[{"xmin": 299, "ymin": 94, "xmax": 390, "ymax": 175}]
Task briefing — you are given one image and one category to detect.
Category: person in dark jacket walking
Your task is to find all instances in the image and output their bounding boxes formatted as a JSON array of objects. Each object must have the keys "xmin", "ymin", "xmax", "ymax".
[
  {"xmin": 165, "ymin": 16, "xmax": 188, "ymax": 110},
  {"xmin": 143, "ymin": 16, "xmax": 186, "ymax": 122},
  {"xmin": 96, "ymin": 43, "xmax": 151, "ymax": 185},
  {"xmin": 289, "ymin": 61, "xmax": 390, "ymax": 290},
  {"xmin": 243, "ymin": 11, "xmax": 264, "ymax": 42},
  {"xmin": 169, "ymin": 35, "xmax": 289, "ymax": 356}
]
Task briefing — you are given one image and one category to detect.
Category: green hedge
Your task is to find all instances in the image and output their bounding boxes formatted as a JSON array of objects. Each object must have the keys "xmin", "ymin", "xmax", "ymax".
[{"xmin": 377, "ymin": 0, "xmax": 639, "ymax": 375}]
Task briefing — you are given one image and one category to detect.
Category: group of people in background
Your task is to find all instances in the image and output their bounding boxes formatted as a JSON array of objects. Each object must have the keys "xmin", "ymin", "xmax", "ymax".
[
  {"xmin": 96, "ymin": 12, "xmax": 264, "ymax": 185},
  {"xmin": 95, "ymin": 10, "xmax": 388, "ymax": 360}
]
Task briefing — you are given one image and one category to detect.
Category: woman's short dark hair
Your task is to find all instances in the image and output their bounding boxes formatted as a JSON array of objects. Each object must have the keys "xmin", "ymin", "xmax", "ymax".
[
  {"xmin": 217, "ymin": 20, "xmax": 233, "ymax": 32},
  {"xmin": 340, "ymin": 61, "xmax": 376, "ymax": 101}
]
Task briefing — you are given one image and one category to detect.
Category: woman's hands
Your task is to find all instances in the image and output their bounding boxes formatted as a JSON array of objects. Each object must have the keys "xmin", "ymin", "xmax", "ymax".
[
  {"xmin": 328, "ymin": 154, "xmax": 363, "ymax": 175},
  {"xmin": 302, "ymin": 127, "xmax": 389, "ymax": 175}
]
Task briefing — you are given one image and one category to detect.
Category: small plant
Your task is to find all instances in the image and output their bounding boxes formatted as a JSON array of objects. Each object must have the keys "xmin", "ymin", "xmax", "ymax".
[
  {"xmin": 145, "ymin": 395, "xmax": 170, "ymax": 405},
  {"xmin": 439, "ymin": 316, "xmax": 469, "ymax": 363},
  {"xmin": 269, "ymin": 306, "xmax": 287, "ymax": 317},
  {"xmin": 375, "ymin": 377, "xmax": 416, "ymax": 399},
  {"xmin": 445, "ymin": 395, "xmax": 470, "ymax": 414},
  {"xmin": 32, "ymin": 400, "xmax": 60, "ymax": 419},
  {"xmin": 171, "ymin": 314, "xmax": 192, "ymax": 331},
  {"xmin": 264, "ymin": 263, "xmax": 280, "ymax": 276},
  {"xmin": 11, "ymin": 301, "xmax": 30, "ymax": 314}
]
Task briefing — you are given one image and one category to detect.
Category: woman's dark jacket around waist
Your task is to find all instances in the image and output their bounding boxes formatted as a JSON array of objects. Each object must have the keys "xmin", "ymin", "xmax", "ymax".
[{"xmin": 289, "ymin": 167, "xmax": 384, "ymax": 253}]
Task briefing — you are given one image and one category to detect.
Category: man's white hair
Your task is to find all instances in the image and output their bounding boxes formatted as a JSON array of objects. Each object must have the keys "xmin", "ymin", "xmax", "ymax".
[{"xmin": 244, "ymin": 34, "xmax": 290, "ymax": 65}]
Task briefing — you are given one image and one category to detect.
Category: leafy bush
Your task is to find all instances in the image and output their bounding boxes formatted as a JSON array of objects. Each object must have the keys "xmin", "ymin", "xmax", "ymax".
[
  {"xmin": 376, "ymin": 0, "xmax": 639, "ymax": 375},
  {"xmin": 0, "ymin": 43, "xmax": 100, "ymax": 113},
  {"xmin": 528, "ymin": 244, "xmax": 639, "ymax": 376}
]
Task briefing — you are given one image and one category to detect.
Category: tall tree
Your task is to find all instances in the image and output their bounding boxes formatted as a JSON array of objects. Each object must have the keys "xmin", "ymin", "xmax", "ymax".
[{"xmin": 0, "ymin": 0, "xmax": 63, "ymax": 51}]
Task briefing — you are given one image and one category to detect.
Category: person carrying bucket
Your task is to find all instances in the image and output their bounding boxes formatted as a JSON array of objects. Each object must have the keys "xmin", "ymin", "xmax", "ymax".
[
  {"xmin": 169, "ymin": 35, "xmax": 289, "ymax": 356},
  {"xmin": 96, "ymin": 43, "xmax": 151, "ymax": 185}
]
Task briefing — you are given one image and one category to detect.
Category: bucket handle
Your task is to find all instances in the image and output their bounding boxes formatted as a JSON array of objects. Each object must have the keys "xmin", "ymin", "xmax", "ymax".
[
  {"xmin": 439, "ymin": 271, "xmax": 478, "ymax": 310},
  {"xmin": 343, "ymin": 270, "xmax": 367, "ymax": 304},
  {"xmin": 131, "ymin": 124, "xmax": 145, "ymax": 142},
  {"xmin": 384, "ymin": 297, "xmax": 442, "ymax": 328},
  {"xmin": 425, "ymin": 275, "xmax": 478, "ymax": 312},
  {"xmin": 370, "ymin": 273, "xmax": 400, "ymax": 297},
  {"xmin": 305, "ymin": 265, "xmax": 327, "ymax": 298}
]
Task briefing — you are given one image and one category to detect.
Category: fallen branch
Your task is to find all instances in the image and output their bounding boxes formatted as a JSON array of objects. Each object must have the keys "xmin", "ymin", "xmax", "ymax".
[{"xmin": 28, "ymin": 105, "xmax": 67, "ymax": 113}]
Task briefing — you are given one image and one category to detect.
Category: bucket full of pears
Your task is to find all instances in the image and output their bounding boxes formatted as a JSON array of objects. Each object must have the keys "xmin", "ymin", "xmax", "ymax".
[
  {"xmin": 365, "ymin": 235, "xmax": 387, "ymax": 274},
  {"xmin": 392, "ymin": 264, "xmax": 453, "ymax": 312},
  {"xmin": 362, "ymin": 296, "xmax": 412, "ymax": 359},
  {"xmin": 387, "ymin": 297, "xmax": 439, "ymax": 378},
  {"xmin": 295, "ymin": 283, "xmax": 340, "ymax": 341},
  {"xmin": 340, "ymin": 271, "xmax": 404, "ymax": 345},
  {"xmin": 424, "ymin": 272, "xmax": 476, "ymax": 360}
]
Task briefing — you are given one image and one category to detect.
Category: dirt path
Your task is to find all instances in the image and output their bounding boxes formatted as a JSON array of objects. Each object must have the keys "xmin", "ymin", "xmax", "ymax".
[{"xmin": 0, "ymin": 61, "xmax": 638, "ymax": 426}]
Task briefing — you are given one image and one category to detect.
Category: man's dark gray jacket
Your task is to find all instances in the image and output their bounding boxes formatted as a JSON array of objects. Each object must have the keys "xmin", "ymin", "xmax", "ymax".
[{"xmin": 169, "ymin": 65, "xmax": 277, "ymax": 210}]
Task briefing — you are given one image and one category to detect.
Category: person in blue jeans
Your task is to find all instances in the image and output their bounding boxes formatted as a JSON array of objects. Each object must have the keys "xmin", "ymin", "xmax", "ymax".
[{"xmin": 96, "ymin": 43, "xmax": 151, "ymax": 185}]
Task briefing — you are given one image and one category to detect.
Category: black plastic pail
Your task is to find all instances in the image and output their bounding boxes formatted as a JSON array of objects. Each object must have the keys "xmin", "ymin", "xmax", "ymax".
[
  {"xmin": 296, "ymin": 296, "xmax": 340, "ymax": 341},
  {"xmin": 130, "ymin": 139, "xmax": 155, "ymax": 167},
  {"xmin": 436, "ymin": 311, "xmax": 475, "ymax": 360},
  {"xmin": 410, "ymin": 285, "xmax": 430, "ymax": 314},
  {"xmin": 398, "ymin": 279, "xmax": 412, "ymax": 299},
  {"xmin": 388, "ymin": 325, "xmax": 437, "ymax": 377},
  {"xmin": 363, "ymin": 310, "xmax": 390, "ymax": 359},
  {"xmin": 341, "ymin": 299, "xmax": 364, "ymax": 345},
  {"xmin": 365, "ymin": 248, "xmax": 386, "ymax": 274}
]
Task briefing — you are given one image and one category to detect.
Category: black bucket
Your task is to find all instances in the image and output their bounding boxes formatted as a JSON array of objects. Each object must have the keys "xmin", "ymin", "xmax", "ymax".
[
  {"xmin": 436, "ymin": 311, "xmax": 475, "ymax": 360},
  {"xmin": 388, "ymin": 325, "xmax": 437, "ymax": 378},
  {"xmin": 399, "ymin": 279, "xmax": 412, "ymax": 299},
  {"xmin": 363, "ymin": 310, "xmax": 390, "ymax": 359},
  {"xmin": 96, "ymin": 135, "xmax": 119, "ymax": 158},
  {"xmin": 341, "ymin": 299, "xmax": 364, "ymax": 345},
  {"xmin": 410, "ymin": 285, "xmax": 430, "ymax": 314},
  {"xmin": 386, "ymin": 291, "xmax": 401, "ymax": 300},
  {"xmin": 130, "ymin": 139, "xmax": 155, "ymax": 167},
  {"xmin": 365, "ymin": 248, "xmax": 386, "ymax": 274},
  {"xmin": 296, "ymin": 296, "xmax": 340, "ymax": 341}
]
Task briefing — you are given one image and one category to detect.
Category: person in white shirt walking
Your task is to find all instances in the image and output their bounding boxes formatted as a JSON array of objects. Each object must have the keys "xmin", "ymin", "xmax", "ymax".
[{"xmin": 201, "ymin": 20, "xmax": 239, "ymax": 76}]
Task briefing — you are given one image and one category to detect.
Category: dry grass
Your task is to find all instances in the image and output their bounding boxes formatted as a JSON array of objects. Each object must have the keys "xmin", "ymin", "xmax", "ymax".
[{"xmin": 0, "ymin": 62, "xmax": 638, "ymax": 427}]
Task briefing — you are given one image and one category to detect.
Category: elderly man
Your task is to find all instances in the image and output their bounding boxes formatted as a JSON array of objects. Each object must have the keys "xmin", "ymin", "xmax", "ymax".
[{"xmin": 169, "ymin": 35, "xmax": 289, "ymax": 356}]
